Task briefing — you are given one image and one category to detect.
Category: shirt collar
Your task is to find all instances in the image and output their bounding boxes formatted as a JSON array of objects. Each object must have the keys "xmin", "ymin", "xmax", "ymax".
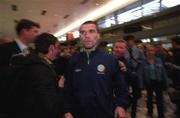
[
  {"xmin": 15, "ymin": 38, "xmax": 28, "ymax": 52},
  {"xmin": 38, "ymin": 53, "xmax": 53, "ymax": 65}
]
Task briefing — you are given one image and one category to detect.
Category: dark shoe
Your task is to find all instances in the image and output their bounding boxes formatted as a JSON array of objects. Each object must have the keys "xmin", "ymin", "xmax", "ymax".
[
  {"xmin": 147, "ymin": 114, "xmax": 153, "ymax": 118},
  {"xmin": 131, "ymin": 114, "xmax": 136, "ymax": 118}
]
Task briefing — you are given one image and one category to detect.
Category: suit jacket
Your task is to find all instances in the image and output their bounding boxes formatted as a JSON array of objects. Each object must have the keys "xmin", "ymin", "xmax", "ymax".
[
  {"xmin": 0, "ymin": 41, "xmax": 21, "ymax": 79},
  {"xmin": 0, "ymin": 41, "xmax": 21, "ymax": 115},
  {"xmin": 0, "ymin": 41, "xmax": 21, "ymax": 66}
]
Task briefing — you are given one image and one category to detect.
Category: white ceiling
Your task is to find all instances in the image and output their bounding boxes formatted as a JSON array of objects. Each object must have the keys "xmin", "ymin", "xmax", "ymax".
[
  {"xmin": 0, "ymin": 0, "xmax": 135, "ymax": 40},
  {"xmin": 0, "ymin": 0, "xmax": 111, "ymax": 39}
]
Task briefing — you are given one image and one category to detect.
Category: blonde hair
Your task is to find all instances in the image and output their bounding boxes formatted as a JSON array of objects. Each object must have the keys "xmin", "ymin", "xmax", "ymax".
[{"xmin": 113, "ymin": 39, "xmax": 127, "ymax": 47}]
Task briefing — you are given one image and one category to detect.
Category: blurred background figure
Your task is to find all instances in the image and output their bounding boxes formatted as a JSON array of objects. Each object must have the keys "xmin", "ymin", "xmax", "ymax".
[
  {"xmin": 124, "ymin": 35, "xmax": 145, "ymax": 118},
  {"xmin": 97, "ymin": 41, "xmax": 108, "ymax": 53},
  {"xmin": 141, "ymin": 45, "xmax": 168, "ymax": 118},
  {"xmin": 167, "ymin": 36, "xmax": 180, "ymax": 118},
  {"xmin": 154, "ymin": 43, "xmax": 170, "ymax": 64},
  {"xmin": 112, "ymin": 39, "xmax": 128, "ymax": 78},
  {"xmin": 137, "ymin": 43, "xmax": 145, "ymax": 53}
]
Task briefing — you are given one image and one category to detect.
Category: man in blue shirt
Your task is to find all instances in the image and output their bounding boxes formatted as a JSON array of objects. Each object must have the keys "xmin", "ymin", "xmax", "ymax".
[{"xmin": 64, "ymin": 21, "xmax": 129, "ymax": 118}]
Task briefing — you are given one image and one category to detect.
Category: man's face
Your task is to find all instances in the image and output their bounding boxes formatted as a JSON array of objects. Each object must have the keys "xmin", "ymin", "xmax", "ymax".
[
  {"xmin": 154, "ymin": 44, "xmax": 164, "ymax": 53},
  {"xmin": 127, "ymin": 39, "xmax": 135, "ymax": 47},
  {"xmin": 146, "ymin": 46, "xmax": 156, "ymax": 56},
  {"xmin": 113, "ymin": 42, "xmax": 127, "ymax": 57},
  {"xmin": 24, "ymin": 26, "xmax": 39, "ymax": 43},
  {"xmin": 172, "ymin": 41, "xmax": 177, "ymax": 48},
  {"xmin": 79, "ymin": 24, "xmax": 100, "ymax": 49}
]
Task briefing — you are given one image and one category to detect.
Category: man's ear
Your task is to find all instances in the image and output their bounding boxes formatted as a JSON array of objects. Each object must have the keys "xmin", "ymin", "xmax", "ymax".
[
  {"xmin": 48, "ymin": 44, "xmax": 54, "ymax": 52},
  {"xmin": 97, "ymin": 33, "xmax": 100, "ymax": 40},
  {"xmin": 20, "ymin": 29, "xmax": 27, "ymax": 34}
]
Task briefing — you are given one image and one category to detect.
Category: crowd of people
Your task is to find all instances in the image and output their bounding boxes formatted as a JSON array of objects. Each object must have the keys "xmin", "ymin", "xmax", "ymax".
[{"xmin": 0, "ymin": 19, "xmax": 180, "ymax": 118}]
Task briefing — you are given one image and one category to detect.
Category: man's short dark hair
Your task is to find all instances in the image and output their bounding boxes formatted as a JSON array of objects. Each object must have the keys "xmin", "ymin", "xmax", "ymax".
[
  {"xmin": 171, "ymin": 36, "xmax": 180, "ymax": 45},
  {"xmin": 80, "ymin": 21, "xmax": 99, "ymax": 33},
  {"xmin": 34, "ymin": 33, "xmax": 58, "ymax": 54},
  {"xmin": 98, "ymin": 41, "xmax": 108, "ymax": 47},
  {"xmin": 16, "ymin": 19, "xmax": 40, "ymax": 35},
  {"xmin": 123, "ymin": 35, "xmax": 135, "ymax": 41}
]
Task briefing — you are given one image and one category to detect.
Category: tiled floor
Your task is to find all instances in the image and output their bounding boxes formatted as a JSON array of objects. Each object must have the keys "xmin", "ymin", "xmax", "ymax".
[{"xmin": 126, "ymin": 91, "xmax": 177, "ymax": 118}]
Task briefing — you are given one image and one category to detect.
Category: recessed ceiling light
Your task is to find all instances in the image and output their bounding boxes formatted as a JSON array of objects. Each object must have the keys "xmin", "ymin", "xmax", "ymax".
[
  {"xmin": 80, "ymin": 0, "xmax": 90, "ymax": 5},
  {"xmin": 11, "ymin": 4, "xmax": 18, "ymax": 11},
  {"xmin": 41, "ymin": 10, "xmax": 47, "ymax": 15},
  {"xmin": 54, "ymin": 14, "xmax": 58, "ymax": 17},
  {"xmin": 63, "ymin": 14, "xmax": 70, "ymax": 19}
]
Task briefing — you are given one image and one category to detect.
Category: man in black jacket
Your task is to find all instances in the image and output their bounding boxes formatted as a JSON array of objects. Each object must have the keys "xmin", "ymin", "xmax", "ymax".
[
  {"xmin": 64, "ymin": 21, "xmax": 129, "ymax": 118},
  {"xmin": 171, "ymin": 36, "xmax": 180, "ymax": 118},
  {"xmin": 6, "ymin": 33, "xmax": 63, "ymax": 118}
]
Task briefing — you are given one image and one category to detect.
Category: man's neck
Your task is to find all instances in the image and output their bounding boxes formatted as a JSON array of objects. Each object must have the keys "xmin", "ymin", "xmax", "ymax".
[
  {"xmin": 17, "ymin": 36, "xmax": 29, "ymax": 45},
  {"xmin": 147, "ymin": 55, "xmax": 155, "ymax": 61},
  {"xmin": 84, "ymin": 48, "xmax": 93, "ymax": 53},
  {"xmin": 39, "ymin": 53, "xmax": 53, "ymax": 64},
  {"xmin": 84, "ymin": 46, "xmax": 97, "ymax": 53}
]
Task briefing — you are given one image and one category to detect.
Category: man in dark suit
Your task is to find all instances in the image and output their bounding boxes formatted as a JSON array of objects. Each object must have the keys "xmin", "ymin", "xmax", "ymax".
[
  {"xmin": 0, "ymin": 19, "xmax": 40, "ymax": 66},
  {"xmin": 0, "ymin": 19, "xmax": 40, "ymax": 117}
]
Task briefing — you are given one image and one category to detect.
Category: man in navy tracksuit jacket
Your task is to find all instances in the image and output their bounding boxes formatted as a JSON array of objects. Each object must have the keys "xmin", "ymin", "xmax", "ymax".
[{"xmin": 64, "ymin": 21, "xmax": 129, "ymax": 118}]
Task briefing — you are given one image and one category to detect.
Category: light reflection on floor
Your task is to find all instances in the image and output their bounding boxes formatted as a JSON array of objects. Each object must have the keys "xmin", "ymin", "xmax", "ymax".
[{"xmin": 126, "ymin": 91, "xmax": 176, "ymax": 118}]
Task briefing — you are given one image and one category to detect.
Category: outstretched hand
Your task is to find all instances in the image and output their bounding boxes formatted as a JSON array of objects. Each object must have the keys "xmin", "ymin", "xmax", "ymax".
[{"xmin": 114, "ymin": 107, "xmax": 126, "ymax": 118}]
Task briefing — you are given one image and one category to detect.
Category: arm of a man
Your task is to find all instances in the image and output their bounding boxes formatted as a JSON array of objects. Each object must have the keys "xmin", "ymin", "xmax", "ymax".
[
  {"xmin": 113, "ymin": 59, "xmax": 129, "ymax": 118},
  {"xmin": 64, "ymin": 58, "xmax": 75, "ymax": 118},
  {"xmin": 114, "ymin": 106, "xmax": 126, "ymax": 118},
  {"xmin": 27, "ymin": 66, "xmax": 61, "ymax": 118}
]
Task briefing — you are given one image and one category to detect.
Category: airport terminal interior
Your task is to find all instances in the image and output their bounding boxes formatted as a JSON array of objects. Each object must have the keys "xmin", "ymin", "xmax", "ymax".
[{"xmin": 0, "ymin": 0, "xmax": 180, "ymax": 118}]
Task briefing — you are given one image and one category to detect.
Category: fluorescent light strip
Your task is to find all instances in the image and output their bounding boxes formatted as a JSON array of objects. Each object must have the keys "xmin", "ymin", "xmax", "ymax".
[{"xmin": 54, "ymin": 0, "xmax": 137, "ymax": 37}]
